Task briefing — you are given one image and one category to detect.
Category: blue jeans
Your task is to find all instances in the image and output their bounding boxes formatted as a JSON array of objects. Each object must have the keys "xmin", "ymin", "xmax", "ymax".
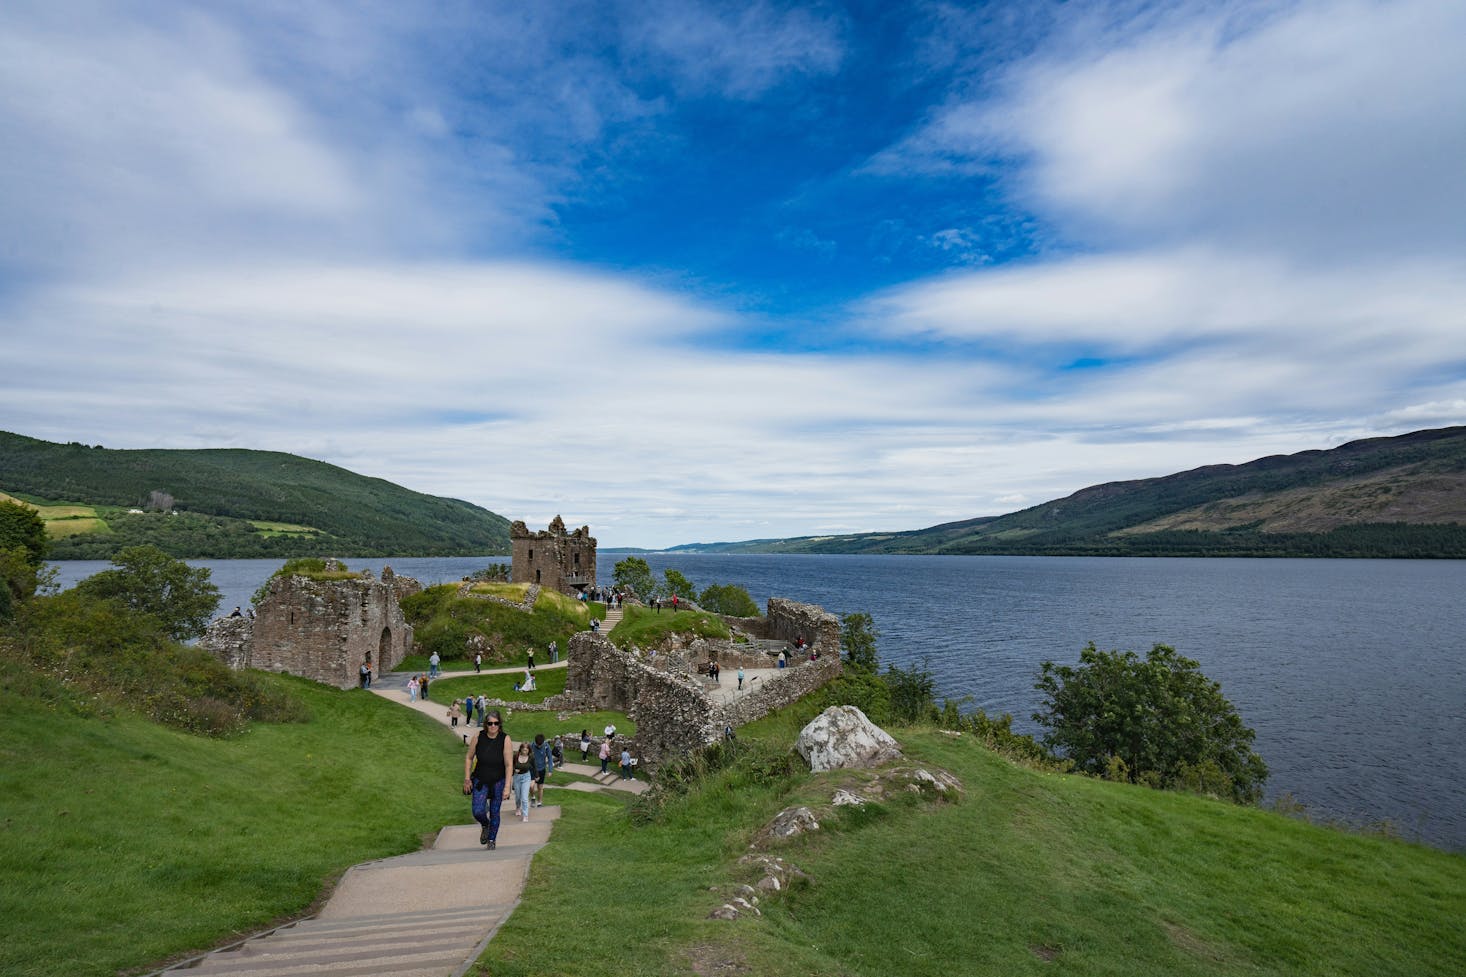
[
  {"xmin": 471, "ymin": 778, "xmax": 506, "ymax": 842},
  {"xmin": 512, "ymin": 772, "xmax": 532, "ymax": 812}
]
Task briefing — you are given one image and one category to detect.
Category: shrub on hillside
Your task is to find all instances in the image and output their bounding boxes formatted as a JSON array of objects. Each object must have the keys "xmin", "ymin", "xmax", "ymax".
[
  {"xmin": 1034, "ymin": 642, "xmax": 1268, "ymax": 804},
  {"xmin": 698, "ymin": 583, "xmax": 760, "ymax": 617},
  {"xmin": 5, "ymin": 589, "xmax": 307, "ymax": 735},
  {"xmin": 75, "ymin": 545, "xmax": 221, "ymax": 640}
]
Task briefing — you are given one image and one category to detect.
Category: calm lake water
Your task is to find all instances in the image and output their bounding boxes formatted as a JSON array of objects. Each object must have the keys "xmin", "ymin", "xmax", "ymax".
[{"xmin": 50, "ymin": 553, "xmax": 1466, "ymax": 853}]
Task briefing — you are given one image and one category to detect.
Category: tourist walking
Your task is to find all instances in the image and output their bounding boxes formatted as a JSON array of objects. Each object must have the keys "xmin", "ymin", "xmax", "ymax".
[
  {"xmin": 548, "ymin": 640, "xmax": 557, "ymax": 664},
  {"xmin": 463, "ymin": 694, "xmax": 475, "ymax": 727},
  {"xmin": 527, "ymin": 647, "xmax": 535, "ymax": 671},
  {"xmin": 599, "ymin": 737, "xmax": 611, "ymax": 774},
  {"xmin": 511, "ymin": 742, "xmax": 534, "ymax": 820},
  {"xmin": 777, "ymin": 650, "xmax": 786, "ymax": 669},
  {"xmin": 737, "ymin": 666, "xmax": 744, "ymax": 691},
  {"xmin": 474, "ymin": 651, "xmax": 482, "ymax": 674},
  {"xmin": 407, "ymin": 675, "xmax": 419, "ymax": 702},
  {"xmin": 579, "ymin": 728, "xmax": 591, "ymax": 760},
  {"xmin": 530, "ymin": 733, "xmax": 553, "ymax": 807},
  {"xmin": 448, "ymin": 700, "xmax": 461, "ymax": 727},
  {"xmin": 359, "ymin": 659, "xmax": 372, "ymax": 689},
  {"xmin": 464, "ymin": 709, "xmax": 512, "ymax": 849},
  {"xmin": 477, "ymin": 695, "xmax": 488, "ymax": 724},
  {"xmin": 429, "ymin": 651, "xmax": 441, "ymax": 678},
  {"xmin": 620, "ymin": 746, "xmax": 634, "ymax": 780}
]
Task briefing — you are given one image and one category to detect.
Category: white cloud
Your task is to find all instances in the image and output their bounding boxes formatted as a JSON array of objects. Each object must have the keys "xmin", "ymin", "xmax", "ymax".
[
  {"xmin": 624, "ymin": 0, "xmax": 845, "ymax": 98},
  {"xmin": 885, "ymin": 0, "xmax": 1466, "ymax": 258}
]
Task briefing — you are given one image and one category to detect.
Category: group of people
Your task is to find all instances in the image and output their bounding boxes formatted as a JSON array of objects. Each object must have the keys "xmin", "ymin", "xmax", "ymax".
[
  {"xmin": 406, "ymin": 672, "xmax": 432, "ymax": 701},
  {"xmin": 464, "ymin": 718, "xmax": 631, "ymax": 849}
]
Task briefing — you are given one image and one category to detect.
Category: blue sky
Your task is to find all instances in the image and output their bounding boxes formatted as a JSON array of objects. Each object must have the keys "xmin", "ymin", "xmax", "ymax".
[{"xmin": 2, "ymin": 0, "xmax": 1464, "ymax": 547}]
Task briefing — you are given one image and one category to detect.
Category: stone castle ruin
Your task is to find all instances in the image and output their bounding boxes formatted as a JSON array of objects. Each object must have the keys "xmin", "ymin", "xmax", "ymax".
[
  {"xmin": 511, "ymin": 516, "xmax": 596, "ymax": 596},
  {"xmin": 200, "ymin": 561, "xmax": 419, "ymax": 690},
  {"xmin": 493, "ymin": 597, "xmax": 844, "ymax": 768}
]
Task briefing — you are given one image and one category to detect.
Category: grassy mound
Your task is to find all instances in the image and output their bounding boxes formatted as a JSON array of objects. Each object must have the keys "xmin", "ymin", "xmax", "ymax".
[
  {"xmin": 477, "ymin": 714, "xmax": 1466, "ymax": 977},
  {"xmin": 401, "ymin": 584, "xmax": 603, "ymax": 668},
  {"xmin": 607, "ymin": 603, "xmax": 730, "ymax": 649}
]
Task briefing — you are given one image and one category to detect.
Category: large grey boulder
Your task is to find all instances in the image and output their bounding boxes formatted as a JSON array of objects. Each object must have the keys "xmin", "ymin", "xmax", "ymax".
[{"xmin": 795, "ymin": 705, "xmax": 902, "ymax": 772}]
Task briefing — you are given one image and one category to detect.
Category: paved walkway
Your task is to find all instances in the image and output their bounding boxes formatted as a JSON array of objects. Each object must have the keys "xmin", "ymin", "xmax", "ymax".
[
  {"xmin": 156, "ymin": 619, "xmax": 637, "ymax": 977},
  {"xmin": 158, "ymin": 814, "xmax": 559, "ymax": 977}
]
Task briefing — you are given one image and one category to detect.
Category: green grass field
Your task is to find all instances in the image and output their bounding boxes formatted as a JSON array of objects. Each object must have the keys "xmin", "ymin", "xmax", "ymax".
[
  {"xmin": 0, "ymin": 675, "xmax": 466, "ymax": 977},
  {"xmin": 476, "ymin": 718, "xmax": 1466, "ymax": 977},
  {"xmin": 3, "ymin": 640, "xmax": 1461, "ymax": 977}
]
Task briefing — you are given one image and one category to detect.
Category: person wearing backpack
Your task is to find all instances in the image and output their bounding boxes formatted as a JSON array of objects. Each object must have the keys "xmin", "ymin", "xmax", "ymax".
[{"xmin": 530, "ymin": 733, "xmax": 553, "ymax": 808}]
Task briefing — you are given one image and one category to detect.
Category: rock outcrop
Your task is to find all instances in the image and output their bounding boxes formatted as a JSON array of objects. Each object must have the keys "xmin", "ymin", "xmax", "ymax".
[{"xmin": 794, "ymin": 705, "xmax": 903, "ymax": 772}]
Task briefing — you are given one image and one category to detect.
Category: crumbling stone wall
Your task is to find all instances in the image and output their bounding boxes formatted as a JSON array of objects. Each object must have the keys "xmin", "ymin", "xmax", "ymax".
[
  {"xmin": 510, "ymin": 515, "xmax": 596, "ymax": 596},
  {"xmin": 764, "ymin": 597, "xmax": 841, "ymax": 651},
  {"xmin": 558, "ymin": 625, "xmax": 842, "ymax": 769},
  {"xmin": 199, "ymin": 563, "xmax": 415, "ymax": 690}
]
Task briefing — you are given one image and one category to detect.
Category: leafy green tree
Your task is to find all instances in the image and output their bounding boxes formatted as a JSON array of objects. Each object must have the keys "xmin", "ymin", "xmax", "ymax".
[
  {"xmin": 885, "ymin": 661, "xmax": 938, "ymax": 723},
  {"xmin": 613, "ymin": 556, "xmax": 655, "ymax": 598},
  {"xmin": 76, "ymin": 545, "xmax": 222, "ymax": 641},
  {"xmin": 1033, "ymin": 642, "xmax": 1268, "ymax": 804},
  {"xmin": 0, "ymin": 500, "xmax": 49, "ymax": 613},
  {"xmin": 662, "ymin": 569, "xmax": 697, "ymax": 601},
  {"xmin": 698, "ymin": 583, "xmax": 760, "ymax": 617},
  {"xmin": 840, "ymin": 611, "xmax": 879, "ymax": 673},
  {"xmin": 0, "ymin": 500, "xmax": 48, "ymax": 565}
]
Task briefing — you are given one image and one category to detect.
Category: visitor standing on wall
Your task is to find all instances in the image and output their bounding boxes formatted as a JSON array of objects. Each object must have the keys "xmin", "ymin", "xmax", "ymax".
[{"xmin": 464, "ymin": 709, "xmax": 512, "ymax": 849}]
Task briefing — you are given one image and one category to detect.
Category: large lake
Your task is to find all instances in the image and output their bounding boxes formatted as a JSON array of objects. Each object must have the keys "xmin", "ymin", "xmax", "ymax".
[{"xmin": 50, "ymin": 553, "xmax": 1466, "ymax": 853}]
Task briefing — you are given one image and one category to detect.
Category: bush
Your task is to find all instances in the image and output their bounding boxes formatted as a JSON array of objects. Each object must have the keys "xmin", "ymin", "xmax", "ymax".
[
  {"xmin": 1033, "ymin": 642, "xmax": 1268, "ymax": 804},
  {"xmin": 75, "ymin": 545, "xmax": 221, "ymax": 641},
  {"xmin": 698, "ymin": 582, "xmax": 760, "ymax": 617},
  {"xmin": 612, "ymin": 556, "xmax": 655, "ymax": 598},
  {"xmin": 5, "ymin": 589, "xmax": 307, "ymax": 735}
]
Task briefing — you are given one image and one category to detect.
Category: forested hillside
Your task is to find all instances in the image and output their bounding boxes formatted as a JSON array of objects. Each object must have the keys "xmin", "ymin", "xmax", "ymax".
[
  {"xmin": 0, "ymin": 431, "xmax": 510, "ymax": 559},
  {"xmin": 670, "ymin": 426, "xmax": 1466, "ymax": 558}
]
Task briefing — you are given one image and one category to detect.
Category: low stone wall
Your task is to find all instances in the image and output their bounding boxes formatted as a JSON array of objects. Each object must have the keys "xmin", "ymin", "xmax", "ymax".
[
  {"xmin": 717, "ymin": 652, "xmax": 842, "ymax": 729},
  {"xmin": 558, "ymin": 625, "xmax": 842, "ymax": 770}
]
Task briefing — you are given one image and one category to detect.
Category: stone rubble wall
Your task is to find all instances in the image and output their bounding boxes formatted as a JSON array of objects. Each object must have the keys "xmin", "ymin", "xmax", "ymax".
[
  {"xmin": 199, "ymin": 565, "xmax": 416, "ymax": 690},
  {"xmin": 559, "ymin": 623, "xmax": 842, "ymax": 770},
  {"xmin": 717, "ymin": 652, "xmax": 843, "ymax": 730},
  {"xmin": 764, "ymin": 597, "xmax": 841, "ymax": 652}
]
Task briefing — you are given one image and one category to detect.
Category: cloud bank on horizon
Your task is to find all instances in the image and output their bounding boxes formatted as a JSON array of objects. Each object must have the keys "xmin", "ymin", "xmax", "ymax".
[{"xmin": 2, "ymin": 0, "xmax": 1463, "ymax": 549}]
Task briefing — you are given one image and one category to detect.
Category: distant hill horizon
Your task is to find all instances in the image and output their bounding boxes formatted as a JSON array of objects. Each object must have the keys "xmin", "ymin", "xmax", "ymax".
[
  {"xmin": 665, "ymin": 426, "xmax": 1466, "ymax": 558},
  {"xmin": 0, "ymin": 431, "xmax": 511, "ymax": 559}
]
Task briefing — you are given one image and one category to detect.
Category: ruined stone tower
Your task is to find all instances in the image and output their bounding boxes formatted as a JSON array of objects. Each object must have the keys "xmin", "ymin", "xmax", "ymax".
[{"xmin": 510, "ymin": 516, "xmax": 596, "ymax": 595}]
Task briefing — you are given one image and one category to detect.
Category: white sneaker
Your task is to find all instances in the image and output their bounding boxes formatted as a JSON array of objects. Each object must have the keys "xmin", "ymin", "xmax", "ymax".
[{"xmin": 523, "ymin": 812, "xmax": 529, "ymax": 822}]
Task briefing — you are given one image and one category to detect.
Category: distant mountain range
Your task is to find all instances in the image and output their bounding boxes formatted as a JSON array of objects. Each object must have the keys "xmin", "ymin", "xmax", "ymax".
[
  {"xmin": 666, "ymin": 426, "xmax": 1466, "ymax": 558},
  {"xmin": 0, "ymin": 431, "xmax": 511, "ymax": 559}
]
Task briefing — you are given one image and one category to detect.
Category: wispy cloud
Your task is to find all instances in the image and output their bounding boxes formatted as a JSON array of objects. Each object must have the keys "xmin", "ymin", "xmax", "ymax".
[{"xmin": 2, "ymin": 1, "xmax": 1463, "ymax": 547}]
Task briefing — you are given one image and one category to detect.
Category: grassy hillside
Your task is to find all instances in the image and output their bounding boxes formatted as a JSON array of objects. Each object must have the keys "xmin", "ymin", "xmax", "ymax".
[
  {"xmin": 0, "ymin": 430, "xmax": 510, "ymax": 558},
  {"xmin": 672, "ymin": 426, "xmax": 1466, "ymax": 557},
  {"xmin": 400, "ymin": 583, "xmax": 604, "ymax": 667},
  {"xmin": 0, "ymin": 670, "xmax": 467, "ymax": 977},
  {"xmin": 479, "ymin": 715, "xmax": 1465, "ymax": 976},
  {"xmin": 3, "ymin": 635, "xmax": 1461, "ymax": 975}
]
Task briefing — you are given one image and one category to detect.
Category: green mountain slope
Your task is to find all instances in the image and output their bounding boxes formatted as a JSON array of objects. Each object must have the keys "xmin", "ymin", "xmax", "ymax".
[
  {"xmin": 0, "ymin": 431, "xmax": 510, "ymax": 559},
  {"xmin": 670, "ymin": 426, "xmax": 1466, "ymax": 558}
]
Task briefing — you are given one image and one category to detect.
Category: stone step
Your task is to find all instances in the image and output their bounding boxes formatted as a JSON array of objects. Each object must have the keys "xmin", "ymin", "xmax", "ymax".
[
  {"xmin": 179, "ymin": 944, "xmax": 468, "ymax": 976},
  {"xmin": 196, "ymin": 922, "xmax": 486, "ymax": 961}
]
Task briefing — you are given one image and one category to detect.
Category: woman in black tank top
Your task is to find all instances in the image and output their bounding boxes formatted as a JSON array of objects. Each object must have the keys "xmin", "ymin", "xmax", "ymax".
[{"xmin": 463, "ymin": 709, "xmax": 513, "ymax": 848}]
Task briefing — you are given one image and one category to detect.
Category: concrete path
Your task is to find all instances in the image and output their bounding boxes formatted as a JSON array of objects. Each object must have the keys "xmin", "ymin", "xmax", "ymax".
[{"xmin": 157, "ymin": 812, "xmax": 559, "ymax": 977}]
